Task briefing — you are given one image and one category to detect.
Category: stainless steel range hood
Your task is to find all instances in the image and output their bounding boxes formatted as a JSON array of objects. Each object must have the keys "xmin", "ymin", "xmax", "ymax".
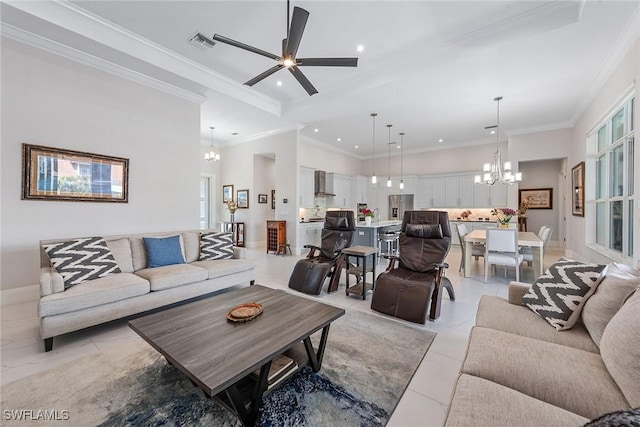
[{"xmin": 314, "ymin": 170, "xmax": 335, "ymax": 196}]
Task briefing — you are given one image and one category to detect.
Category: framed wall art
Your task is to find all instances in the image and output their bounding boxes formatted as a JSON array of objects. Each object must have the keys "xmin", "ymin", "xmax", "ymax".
[
  {"xmin": 237, "ymin": 189, "xmax": 249, "ymax": 208},
  {"xmin": 223, "ymin": 184, "xmax": 234, "ymax": 203},
  {"xmin": 518, "ymin": 188, "xmax": 553, "ymax": 210},
  {"xmin": 22, "ymin": 143, "xmax": 128, "ymax": 203},
  {"xmin": 258, "ymin": 194, "xmax": 268, "ymax": 204},
  {"xmin": 271, "ymin": 189, "xmax": 276, "ymax": 209},
  {"xmin": 572, "ymin": 162, "xmax": 585, "ymax": 217}
]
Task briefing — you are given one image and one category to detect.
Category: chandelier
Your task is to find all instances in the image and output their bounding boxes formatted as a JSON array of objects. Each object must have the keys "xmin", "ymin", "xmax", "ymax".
[
  {"xmin": 474, "ymin": 96, "xmax": 522, "ymax": 185},
  {"xmin": 205, "ymin": 126, "xmax": 220, "ymax": 161}
]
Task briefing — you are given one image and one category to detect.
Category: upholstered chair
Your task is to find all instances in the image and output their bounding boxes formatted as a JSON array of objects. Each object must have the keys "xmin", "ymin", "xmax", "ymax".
[
  {"xmin": 371, "ymin": 211, "xmax": 455, "ymax": 323},
  {"xmin": 484, "ymin": 228, "xmax": 524, "ymax": 282}
]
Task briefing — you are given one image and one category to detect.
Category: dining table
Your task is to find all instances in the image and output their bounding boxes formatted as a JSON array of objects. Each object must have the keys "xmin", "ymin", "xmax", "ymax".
[{"xmin": 463, "ymin": 229, "xmax": 544, "ymax": 280}]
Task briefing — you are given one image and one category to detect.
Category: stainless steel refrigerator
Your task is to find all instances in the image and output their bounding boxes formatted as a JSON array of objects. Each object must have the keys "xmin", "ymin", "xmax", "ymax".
[{"xmin": 389, "ymin": 194, "xmax": 414, "ymax": 220}]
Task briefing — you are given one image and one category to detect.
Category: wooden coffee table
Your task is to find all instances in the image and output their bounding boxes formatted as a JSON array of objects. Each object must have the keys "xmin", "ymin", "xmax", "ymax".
[{"xmin": 129, "ymin": 285, "xmax": 344, "ymax": 426}]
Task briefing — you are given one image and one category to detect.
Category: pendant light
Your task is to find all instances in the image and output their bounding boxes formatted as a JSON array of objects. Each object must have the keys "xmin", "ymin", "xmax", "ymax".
[
  {"xmin": 386, "ymin": 124, "xmax": 392, "ymax": 188},
  {"xmin": 204, "ymin": 126, "xmax": 220, "ymax": 161},
  {"xmin": 371, "ymin": 113, "xmax": 377, "ymax": 184},
  {"xmin": 474, "ymin": 97, "xmax": 521, "ymax": 185},
  {"xmin": 399, "ymin": 132, "xmax": 405, "ymax": 190}
]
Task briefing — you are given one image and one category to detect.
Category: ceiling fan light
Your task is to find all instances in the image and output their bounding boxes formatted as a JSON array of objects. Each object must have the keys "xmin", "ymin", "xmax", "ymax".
[{"xmin": 283, "ymin": 57, "xmax": 295, "ymax": 67}]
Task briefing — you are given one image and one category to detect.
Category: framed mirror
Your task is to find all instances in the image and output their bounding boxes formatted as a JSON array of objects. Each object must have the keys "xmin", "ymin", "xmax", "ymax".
[{"xmin": 22, "ymin": 144, "xmax": 129, "ymax": 202}]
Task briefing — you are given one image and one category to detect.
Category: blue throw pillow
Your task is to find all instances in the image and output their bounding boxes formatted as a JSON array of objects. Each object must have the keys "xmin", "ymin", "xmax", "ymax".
[{"xmin": 143, "ymin": 235, "xmax": 185, "ymax": 268}]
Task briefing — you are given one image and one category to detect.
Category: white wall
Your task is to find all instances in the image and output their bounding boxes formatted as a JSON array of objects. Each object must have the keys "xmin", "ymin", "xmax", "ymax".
[
  {"xmin": 299, "ymin": 137, "xmax": 361, "ymax": 173},
  {"xmin": 568, "ymin": 39, "xmax": 639, "ymax": 266},
  {"xmin": 219, "ymin": 131, "xmax": 297, "ymax": 248},
  {"xmin": 252, "ymin": 155, "xmax": 276, "ymax": 246},
  {"xmin": 1, "ymin": 39, "xmax": 201, "ymax": 291}
]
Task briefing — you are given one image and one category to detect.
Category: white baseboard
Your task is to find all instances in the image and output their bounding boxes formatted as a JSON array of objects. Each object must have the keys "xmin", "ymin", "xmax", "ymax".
[{"xmin": 1, "ymin": 285, "xmax": 39, "ymax": 306}]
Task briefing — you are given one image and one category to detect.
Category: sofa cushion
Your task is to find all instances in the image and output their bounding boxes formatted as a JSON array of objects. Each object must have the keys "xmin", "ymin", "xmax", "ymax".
[
  {"xmin": 444, "ymin": 374, "xmax": 589, "ymax": 427},
  {"xmin": 182, "ymin": 232, "xmax": 200, "ymax": 263},
  {"xmin": 522, "ymin": 258, "xmax": 607, "ymax": 330},
  {"xmin": 38, "ymin": 273, "xmax": 150, "ymax": 317},
  {"xmin": 600, "ymin": 287, "xmax": 640, "ymax": 407},
  {"xmin": 582, "ymin": 263, "xmax": 640, "ymax": 347},
  {"xmin": 199, "ymin": 232, "xmax": 234, "ymax": 260},
  {"xmin": 475, "ymin": 295, "xmax": 599, "ymax": 353},
  {"xmin": 584, "ymin": 408, "xmax": 640, "ymax": 427},
  {"xmin": 190, "ymin": 258, "xmax": 256, "ymax": 280},
  {"xmin": 106, "ymin": 238, "xmax": 134, "ymax": 273},
  {"xmin": 130, "ymin": 234, "xmax": 187, "ymax": 271},
  {"xmin": 143, "ymin": 235, "xmax": 185, "ymax": 268},
  {"xmin": 135, "ymin": 264, "xmax": 207, "ymax": 291},
  {"xmin": 462, "ymin": 326, "xmax": 629, "ymax": 419},
  {"xmin": 43, "ymin": 237, "xmax": 122, "ymax": 289}
]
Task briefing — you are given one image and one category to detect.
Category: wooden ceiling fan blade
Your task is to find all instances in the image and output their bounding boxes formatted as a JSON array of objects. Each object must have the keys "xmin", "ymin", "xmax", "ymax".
[
  {"xmin": 288, "ymin": 66, "xmax": 317, "ymax": 96},
  {"xmin": 213, "ymin": 34, "xmax": 281, "ymax": 61},
  {"xmin": 245, "ymin": 65, "xmax": 285, "ymax": 86},
  {"xmin": 297, "ymin": 58, "xmax": 358, "ymax": 67},
  {"xmin": 284, "ymin": 7, "xmax": 309, "ymax": 58}
]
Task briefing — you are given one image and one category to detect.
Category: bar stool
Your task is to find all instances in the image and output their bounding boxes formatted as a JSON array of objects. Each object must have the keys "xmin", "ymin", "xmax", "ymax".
[{"xmin": 378, "ymin": 230, "xmax": 400, "ymax": 259}]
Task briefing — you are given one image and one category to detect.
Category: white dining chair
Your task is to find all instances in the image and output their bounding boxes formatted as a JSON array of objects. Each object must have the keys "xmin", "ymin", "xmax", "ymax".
[
  {"xmin": 484, "ymin": 228, "xmax": 524, "ymax": 282},
  {"xmin": 522, "ymin": 225, "xmax": 552, "ymax": 266},
  {"xmin": 456, "ymin": 223, "xmax": 484, "ymax": 273}
]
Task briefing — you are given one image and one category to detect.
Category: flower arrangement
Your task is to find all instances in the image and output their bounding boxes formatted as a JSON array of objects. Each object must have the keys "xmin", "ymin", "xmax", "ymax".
[
  {"xmin": 491, "ymin": 207, "xmax": 517, "ymax": 225},
  {"xmin": 460, "ymin": 209, "xmax": 472, "ymax": 220},
  {"xmin": 519, "ymin": 198, "xmax": 530, "ymax": 217},
  {"xmin": 362, "ymin": 208, "xmax": 375, "ymax": 218}
]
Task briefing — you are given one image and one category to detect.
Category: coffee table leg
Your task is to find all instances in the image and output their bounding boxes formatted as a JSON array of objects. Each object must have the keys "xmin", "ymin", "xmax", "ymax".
[
  {"xmin": 303, "ymin": 324, "xmax": 331, "ymax": 373},
  {"xmin": 224, "ymin": 360, "xmax": 271, "ymax": 426}
]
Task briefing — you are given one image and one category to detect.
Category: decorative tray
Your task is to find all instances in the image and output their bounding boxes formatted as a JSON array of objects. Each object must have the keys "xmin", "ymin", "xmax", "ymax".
[{"xmin": 226, "ymin": 302, "xmax": 263, "ymax": 323}]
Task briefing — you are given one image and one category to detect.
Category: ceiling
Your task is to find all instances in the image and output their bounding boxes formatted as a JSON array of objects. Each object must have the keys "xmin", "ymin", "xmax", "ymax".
[{"xmin": 2, "ymin": 1, "xmax": 639, "ymax": 158}]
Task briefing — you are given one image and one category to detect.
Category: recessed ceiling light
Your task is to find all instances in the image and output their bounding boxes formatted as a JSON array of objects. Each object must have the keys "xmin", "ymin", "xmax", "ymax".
[
  {"xmin": 356, "ymin": 44, "xmax": 364, "ymax": 52},
  {"xmin": 314, "ymin": 128, "xmax": 319, "ymax": 132},
  {"xmin": 276, "ymin": 80, "xmax": 282, "ymax": 86},
  {"xmin": 438, "ymin": 138, "xmax": 444, "ymax": 143},
  {"xmin": 355, "ymin": 145, "xmax": 359, "ymax": 149},
  {"xmin": 396, "ymin": 145, "xmax": 400, "ymax": 149},
  {"xmin": 337, "ymin": 138, "xmax": 341, "ymax": 142},
  {"xmin": 490, "ymin": 130, "xmax": 496, "ymax": 134}
]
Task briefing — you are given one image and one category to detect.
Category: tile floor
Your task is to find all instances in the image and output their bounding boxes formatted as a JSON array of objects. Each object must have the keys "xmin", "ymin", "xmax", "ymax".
[{"xmin": 0, "ymin": 244, "xmax": 564, "ymax": 426}]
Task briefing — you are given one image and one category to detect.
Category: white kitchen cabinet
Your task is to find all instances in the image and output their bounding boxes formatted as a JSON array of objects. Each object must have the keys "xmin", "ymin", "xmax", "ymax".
[
  {"xmin": 299, "ymin": 166, "xmax": 315, "ymax": 208},
  {"xmin": 351, "ymin": 175, "xmax": 369, "ymax": 204},
  {"xmin": 397, "ymin": 175, "xmax": 416, "ymax": 194},
  {"xmin": 445, "ymin": 175, "xmax": 475, "ymax": 207},
  {"xmin": 416, "ymin": 177, "xmax": 433, "ymax": 208},
  {"xmin": 432, "ymin": 177, "xmax": 446, "ymax": 207},
  {"xmin": 474, "ymin": 182, "xmax": 490, "ymax": 207},
  {"xmin": 299, "ymin": 222, "xmax": 323, "ymax": 252},
  {"xmin": 327, "ymin": 173, "xmax": 351, "ymax": 208}
]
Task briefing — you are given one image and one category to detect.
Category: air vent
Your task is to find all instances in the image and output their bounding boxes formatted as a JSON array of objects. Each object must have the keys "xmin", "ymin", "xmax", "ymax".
[{"xmin": 188, "ymin": 32, "xmax": 216, "ymax": 50}]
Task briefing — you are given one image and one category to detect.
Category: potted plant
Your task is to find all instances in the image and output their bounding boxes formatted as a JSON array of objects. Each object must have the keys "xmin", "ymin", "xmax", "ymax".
[
  {"xmin": 491, "ymin": 208, "xmax": 517, "ymax": 228},
  {"xmin": 363, "ymin": 208, "xmax": 375, "ymax": 225}
]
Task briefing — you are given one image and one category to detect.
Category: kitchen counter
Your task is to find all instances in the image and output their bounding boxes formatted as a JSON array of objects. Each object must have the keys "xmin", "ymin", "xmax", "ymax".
[{"xmin": 355, "ymin": 220, "xmax": 402, "ymax": 229}]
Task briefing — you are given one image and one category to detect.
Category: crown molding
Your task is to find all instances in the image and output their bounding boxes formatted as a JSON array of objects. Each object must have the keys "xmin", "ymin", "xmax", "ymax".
[
  {"xmin": 4, "ymin": 0, "xmax": 281, "ymax": 116},
  {"xmin": 2, "ymin": 23, "xmax": 208, "ymax": 104},
  {"xmin": 506, "ymin": 121, "xmax": 574, "ymax": 137}
]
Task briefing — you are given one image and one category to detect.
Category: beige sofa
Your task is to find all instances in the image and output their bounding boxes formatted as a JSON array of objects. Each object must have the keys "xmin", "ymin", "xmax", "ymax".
[
  {"xmin": 39, "ymin": 230, "xmax": 255, "ymax": 352},
  {"xmin": 445, "ymin": 265, "xmax": 640, "ymax": 426}
]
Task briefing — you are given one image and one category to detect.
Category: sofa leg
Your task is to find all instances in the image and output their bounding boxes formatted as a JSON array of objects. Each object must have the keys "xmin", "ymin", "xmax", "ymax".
[
  {"xmin": 250, "ymin": 280, "xmax": 255, "ymax": 286},
  {"xmin": 44, "ymin": 337, "xmax": 53, "ymax": 352}
]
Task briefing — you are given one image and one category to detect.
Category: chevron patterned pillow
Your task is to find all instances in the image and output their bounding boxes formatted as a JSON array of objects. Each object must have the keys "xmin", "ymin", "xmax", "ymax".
[
  {"xmin": 44, "ymin": 237, "xmax": 122, "ymax": 289},
  {"xmin": 522, "ymin": 258, "xmax": 607, "ymax": 331},
  {"xmin": 199, "ymin": 232, "xmax": 234, "ymax": 261}
]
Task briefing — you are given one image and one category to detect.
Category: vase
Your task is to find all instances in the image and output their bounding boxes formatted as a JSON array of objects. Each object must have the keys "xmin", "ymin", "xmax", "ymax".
[
  {"xmin": 365, "ymin": 216, "xmax": 372, "ymax": 226},
  {"xmin": 498, "ymin": 223, "xmax": 510, "ymax": 229}
]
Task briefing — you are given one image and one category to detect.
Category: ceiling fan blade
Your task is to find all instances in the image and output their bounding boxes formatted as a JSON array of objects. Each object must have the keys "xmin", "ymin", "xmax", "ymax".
[
  {"xmin": 288, "ymin": 66, "xmax": 318, "ymax": 96},
  {"xmin": 284, "ymin": 7, "xmax": 309, "ymax": 58},
  {"xmin": 213, "ymin": 34, "xmax": 281, "ymax": 61},
  {"xmin": 297, "ymin": 58, "xmax": 358, "ymax": 67},
  {"xmin": 245, "ymin": 65, "xmax": 284, "ymax": 86}
]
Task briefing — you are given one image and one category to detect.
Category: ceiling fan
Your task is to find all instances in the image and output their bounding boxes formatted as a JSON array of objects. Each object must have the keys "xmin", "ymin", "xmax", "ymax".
[{"xmin": 212, "ymin": 1, "xmax": 358, "ymax": 96}]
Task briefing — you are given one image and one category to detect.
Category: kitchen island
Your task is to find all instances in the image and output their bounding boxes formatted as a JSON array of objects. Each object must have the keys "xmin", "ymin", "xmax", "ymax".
[{"xmin": 352, "ymin": 220, "xmax": 402, "ymax": 262}]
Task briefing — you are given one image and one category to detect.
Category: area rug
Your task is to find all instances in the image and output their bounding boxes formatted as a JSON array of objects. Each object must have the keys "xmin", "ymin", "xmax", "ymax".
[{"xmin": 1, "ymin": 310, "xmax": 435, "ymax": 426}]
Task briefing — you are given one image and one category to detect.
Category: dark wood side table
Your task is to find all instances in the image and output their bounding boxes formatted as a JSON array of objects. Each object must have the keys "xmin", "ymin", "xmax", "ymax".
[
  {"xmin": 267, "ymin": 220, "xmax": 286, "ymax": 254},
  {"xmin": 342, "ymin": 245, "xmax": 378, "ymax": 300}
]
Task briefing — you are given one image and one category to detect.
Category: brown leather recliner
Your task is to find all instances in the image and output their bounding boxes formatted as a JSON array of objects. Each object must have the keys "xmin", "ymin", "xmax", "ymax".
[
  {"xmin": 371, "ymin": 210, "xmax": 455, "ymax": 323},
  {"xmin": 288, "ymin": 211, "xmax": 356, "ymax": 295}
]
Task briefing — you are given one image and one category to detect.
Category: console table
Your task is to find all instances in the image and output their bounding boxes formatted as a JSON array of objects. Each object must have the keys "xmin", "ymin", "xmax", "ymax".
[{"xmin": 221, "ymin": 222, "xmax": 245, "ymax": 247}]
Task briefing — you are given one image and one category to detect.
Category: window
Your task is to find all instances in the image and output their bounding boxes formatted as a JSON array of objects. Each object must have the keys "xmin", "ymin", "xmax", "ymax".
[
  {"xmin": 200, "ymin": 177, "xmax": 210, "ymax": 230},
  {"xmin": 590, "ymin": 95, "xmax": 634, "ymax": 259}
]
